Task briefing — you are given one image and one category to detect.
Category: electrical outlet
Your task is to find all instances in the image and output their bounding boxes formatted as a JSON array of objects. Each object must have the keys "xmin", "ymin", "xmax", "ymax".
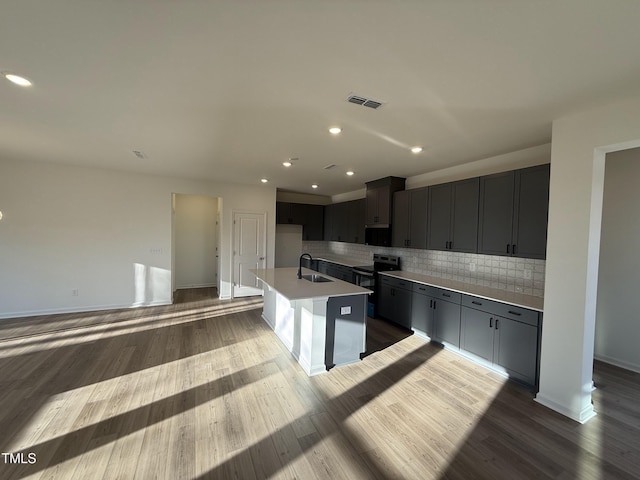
[
  {"xmin": 524, "ymin": 269, "xmax": 532, "ymax": 280},
  {"xmin": 340, "ymin": 306, "xmax": 352, "ymax": 315},
  {"xmin": 72, "ymin": 289, "xmax": 79, "ymax": 296},
  {"xmin": 469, "ymin": 262, "xmax": 476, "ymax": 272}
]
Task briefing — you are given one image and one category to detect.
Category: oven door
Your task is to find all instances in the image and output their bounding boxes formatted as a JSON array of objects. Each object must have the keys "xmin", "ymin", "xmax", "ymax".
[{"xmin": 352, "ymin": 269, "xmax": 375, "ymax": 289}]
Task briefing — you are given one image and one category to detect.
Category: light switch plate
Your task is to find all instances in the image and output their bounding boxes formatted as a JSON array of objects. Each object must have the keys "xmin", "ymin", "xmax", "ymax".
[{"xmin": 340, "ymin": 306, "xmax": 351, "ymax": 315}]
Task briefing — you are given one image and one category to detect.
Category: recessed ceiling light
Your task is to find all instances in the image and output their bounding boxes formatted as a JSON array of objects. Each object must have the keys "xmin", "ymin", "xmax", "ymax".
[
  {"xmin": 329, "ymin": 126, "xmax": 342, "ymax": 135},
  {"xmin": 3, "ymin": 73, "xmax": 32, "ymax": 87},
  {"xmin": 311, "ymin": 184, "xmax": 318, "ymax": 189},
  {"xmin": 411, "ymin": 146, "xmax": 423, "ymax": 154},
  {"xmin": 346, "ymin": 170, "xmax": 355, "ymax": 176},
  {"xmin": 282, "ymin": 161, "xmax": 292, "ymax": 167},
  {"xmin": 261, "ymin": 178, "xmax": 269, "ymax": 183}
]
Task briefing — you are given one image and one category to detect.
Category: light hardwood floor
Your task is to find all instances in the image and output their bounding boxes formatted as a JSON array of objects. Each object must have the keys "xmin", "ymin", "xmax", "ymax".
[{"xmin": 0, "ymin": 288, "xmax": 639, "ymax": 479}]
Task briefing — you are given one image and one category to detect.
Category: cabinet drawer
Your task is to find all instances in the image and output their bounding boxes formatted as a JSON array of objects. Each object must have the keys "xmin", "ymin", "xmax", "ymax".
[
  {"xmin": 380, "ymin": 275, "xmax": 412, "ymax": 290},
  {"xmin": 432, "ymin": 288, "xmax": 461, "ymax": 304},
  {"xmin": 462, "ymin": 295, "xmax": 539, "ymax": 327},
  {"xmin": 412, "ymin": 282, "xmax": 438, "ymax": 297},
  {"xmin": 410, "ymin": 283, "xmax": 461, "ymax": 304}
]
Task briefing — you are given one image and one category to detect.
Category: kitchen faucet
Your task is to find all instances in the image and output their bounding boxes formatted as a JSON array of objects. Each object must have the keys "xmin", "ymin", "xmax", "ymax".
[{"xmin": 298, "ymin": 253, "xmax": 313, "ymax": 279}]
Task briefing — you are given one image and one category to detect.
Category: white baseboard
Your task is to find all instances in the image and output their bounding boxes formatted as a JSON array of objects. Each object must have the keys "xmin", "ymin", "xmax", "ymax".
[
  {"xmin": 594, "ymin": 354, "xmax": 640, "ymax": 374},
  {"xmin": 0, "ymin": 300, "xmax": 171, "ymax": 321},
  {"xmin": 175, "ymin": 283, "xmax": 216, "ymax": 290},
  {"xmin": 534, "ymin": 393, "xmax": 597, "ymax": 424}
]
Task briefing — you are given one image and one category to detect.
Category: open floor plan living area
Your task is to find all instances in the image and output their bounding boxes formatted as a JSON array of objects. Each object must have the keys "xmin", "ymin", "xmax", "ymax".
[{"xmin": 1, "ymin": 290, "xmax": 639, "ymax": 479}]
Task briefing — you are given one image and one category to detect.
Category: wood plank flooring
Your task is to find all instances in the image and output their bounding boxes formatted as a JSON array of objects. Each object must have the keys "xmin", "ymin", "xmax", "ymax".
[{"xmin": 0, "ymin": 288, "xmax": 639, "ymax": 479}]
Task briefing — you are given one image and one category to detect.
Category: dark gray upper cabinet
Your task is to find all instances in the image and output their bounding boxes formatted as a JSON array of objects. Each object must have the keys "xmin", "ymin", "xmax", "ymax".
[
  {"xmin": 276, "ymin": 202, "xmax": 324, "ymax": 241},
  {"xmin": 323, "ymin": 203, "xmax": 334, "ymax": 241},
  {"xmin": 365, "ymin": 177, "xmax": 406, "ymax": 226},
  {"xmin": 512, "ymin": 165, "xmax": 550, "ymax": 259},
  {"xmin": 478, "ymin": 164, "xmax": 549, "ymax": 259},
  {"xmin": 303, "ymin": 204, "xmax": 324, "ymax": 241},
  {"xmin": 323, "ymin": 199, "xmax": 366, "ymax": 244},
  {"xmin": 392, "ymin": 190, "xmax": 410, "ymax": 247},
  {"xmin": 276, "ymin": 201, "xmax": 294, "ymax": 224},
  {"xmin": 348, "ymin": 199, "xmax": 366, "ymax": 244},
  {"xmin": 477, "ymin": 172, "xmax": 514, "ymax": 256},
  {"xmin": 427, "ymin": 178, "xmax": 479, "ymax": 253},
  {"xmin": 393, "ymin": 188, "xmax": 428, "ymax": 248},
  {"xmin": 325, "ymin": 203, "xmax": 346, "ymax": 242}
]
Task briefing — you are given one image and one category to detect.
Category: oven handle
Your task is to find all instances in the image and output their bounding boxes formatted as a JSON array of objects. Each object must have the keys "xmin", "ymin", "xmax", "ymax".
[{"xmin": 352, "ymin": 269, "xmax": 375, "ymax": 277}]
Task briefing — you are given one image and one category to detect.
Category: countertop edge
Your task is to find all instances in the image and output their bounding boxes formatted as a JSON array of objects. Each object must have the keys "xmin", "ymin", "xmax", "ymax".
[
  {"xmin": 380, "ymin": 271, "xmax": 544, "ymax": 312},
  {"xmin": 252, "ymin": 267, "xmax": 372, "ymax": 301}
]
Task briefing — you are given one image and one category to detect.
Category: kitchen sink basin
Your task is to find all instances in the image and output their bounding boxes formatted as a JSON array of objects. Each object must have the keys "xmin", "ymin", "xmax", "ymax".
[{"xmin": 300, "ymin": 274, "xmax": 333, "ymax": 283}]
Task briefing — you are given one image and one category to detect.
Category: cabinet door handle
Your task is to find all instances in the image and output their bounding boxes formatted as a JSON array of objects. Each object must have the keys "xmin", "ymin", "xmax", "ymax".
[
  {"xmin": 495, "ymin": 318, "xmax": 499, "ymax": 330},
  {"xmin": 489, "ymin": 317, "xmax": 493, "ymax": 328},
  {"xmin": 429, "ymin": 299, "xmax": 433, "ymax": 308},
  {"xmin": 449, "ymin": 241, "xmax": 453, "ymax": 250},
  {"xmin": 512, "ymin": 244, "xmax": 517, "ymax": 254},
  {"xmin": 506, "ymin": 244, "xmax": 510, "ymax": 254},
  {"xmin": 433, "ymin": 300, "xmax": 437, "ymax": 310},
  {"xmin": 508, "ymin": 310, "xmax": 521, "ymax": 316},
  {"xmin": 442, "ymin": 293, "xmax": 451, "ymax": 298},
  {"xmin": 472, "ymin": 300, "xmax": 482, "ymax": 305}
]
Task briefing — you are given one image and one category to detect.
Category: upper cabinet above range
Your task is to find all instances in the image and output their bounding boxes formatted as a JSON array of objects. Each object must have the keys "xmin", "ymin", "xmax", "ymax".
[
  {"xmin": 478, "ymin": 164, "xmax": 550, "ymax": 259},
  {"xmin": 365, "ymin": 176, "xmax": 406, "ymax": 226}
]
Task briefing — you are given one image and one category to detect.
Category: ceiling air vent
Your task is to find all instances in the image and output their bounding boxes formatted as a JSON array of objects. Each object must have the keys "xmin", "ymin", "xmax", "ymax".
[
  {"xmin": 346, "ymin": 94, "xmax": 384, "ymax": 110},
  {"xmin": 324, "ymin": 164, "xmax": 337, "ymax": 170}
]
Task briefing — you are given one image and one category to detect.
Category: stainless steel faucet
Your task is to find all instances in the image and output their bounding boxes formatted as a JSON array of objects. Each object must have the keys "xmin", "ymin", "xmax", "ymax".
[{"xmin": 298, "ymin": 253, "xmax": 312, "ymax": 279}]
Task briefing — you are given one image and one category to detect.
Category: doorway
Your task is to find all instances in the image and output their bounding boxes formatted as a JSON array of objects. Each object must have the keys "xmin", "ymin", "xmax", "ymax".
[
  {"xmin": 595, "ymin": 148, "xmax": 640, "ymax": 373},
  {"xmin": 172, "ymin": 194, "xmax": 220, "ymax": 298}
]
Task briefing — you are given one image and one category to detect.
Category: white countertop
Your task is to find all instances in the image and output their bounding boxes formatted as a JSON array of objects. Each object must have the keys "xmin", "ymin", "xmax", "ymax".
[
  {"xmin": 381, "ymin": 271, "xmax": 544, "ymax": 312},
  {"xmin": 252, "ymin": 267, "xmax": 372, "ymax": 301}
]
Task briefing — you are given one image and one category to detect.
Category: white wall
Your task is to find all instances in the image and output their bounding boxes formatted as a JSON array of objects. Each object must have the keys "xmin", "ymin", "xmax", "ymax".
[
  {"xmin": 0, "ymin": 158, "xmax": 276, "ymax": 318},
  {"xmin": 595, "ymin": 148, "xmax": 640, "ymax": 372},
  {"xmin": 536, "ymin": 93, "xmax": 640, "ymax": 423},
  {"xmin": 174, "ymin": 194, "xmax": 219, "ymax": 289}
]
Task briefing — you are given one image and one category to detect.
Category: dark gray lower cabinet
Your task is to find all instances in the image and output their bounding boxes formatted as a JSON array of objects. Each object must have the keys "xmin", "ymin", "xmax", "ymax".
[
  {"xmin": 460, "ymin": 295, "xmax": 541, "ymax": 389},
  {"xmin": 432, "ymin": 298, "xmax": 462, "ymax": 347},
  {"xmin": 326, "ymin": 262, "xmax": 354, "ymax": 283},
  {"xmin": 411, "ymin": 284, "xmax": 461, "ymax": 347},
  {"xmin": 378, "ymin": 276, "xmax": 412, "ymax": 329},
  {"xmin": 383, "ymin": 277, "xmax": 542, "ymax": 390}
]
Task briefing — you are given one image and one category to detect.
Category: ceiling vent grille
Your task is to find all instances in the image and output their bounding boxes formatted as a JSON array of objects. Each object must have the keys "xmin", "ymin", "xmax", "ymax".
[{"xmin": 346, "ymin": 94, "xmax": 384, "ymax": 109}]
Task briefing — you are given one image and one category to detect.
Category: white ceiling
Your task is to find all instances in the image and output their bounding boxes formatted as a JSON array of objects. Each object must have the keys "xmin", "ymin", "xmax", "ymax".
[{"xmin": 2, "ymin": 1, "xmax": 640, "ymax": 196}]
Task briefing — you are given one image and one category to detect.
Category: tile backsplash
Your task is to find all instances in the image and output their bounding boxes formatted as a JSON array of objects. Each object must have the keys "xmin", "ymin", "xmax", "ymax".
[{"xmin": 302, "ymin": 241, "xmax": 545, "ymax": 298}]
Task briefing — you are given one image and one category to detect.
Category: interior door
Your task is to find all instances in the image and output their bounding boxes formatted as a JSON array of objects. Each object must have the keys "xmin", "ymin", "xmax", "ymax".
[{"xmin": 233, "ymin": 211, "xmax": 266, "ymax": 297}]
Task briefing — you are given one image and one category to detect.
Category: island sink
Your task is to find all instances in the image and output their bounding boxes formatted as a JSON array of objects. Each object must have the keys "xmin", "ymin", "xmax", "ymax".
[{"xmin": 300, "ymin": 274, "xmax": 333, "ymax": 283}]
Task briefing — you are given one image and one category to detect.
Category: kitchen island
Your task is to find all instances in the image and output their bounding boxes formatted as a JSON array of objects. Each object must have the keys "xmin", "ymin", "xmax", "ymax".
[{"xmin": 251, "ymin": 267, "xmax": 372, "ymax": 376}]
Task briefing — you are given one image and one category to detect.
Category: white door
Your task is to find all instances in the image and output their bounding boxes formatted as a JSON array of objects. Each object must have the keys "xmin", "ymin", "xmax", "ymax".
[{"xmin": 233, "ymin": 211, "xmax": 266, "ymax": 297}]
